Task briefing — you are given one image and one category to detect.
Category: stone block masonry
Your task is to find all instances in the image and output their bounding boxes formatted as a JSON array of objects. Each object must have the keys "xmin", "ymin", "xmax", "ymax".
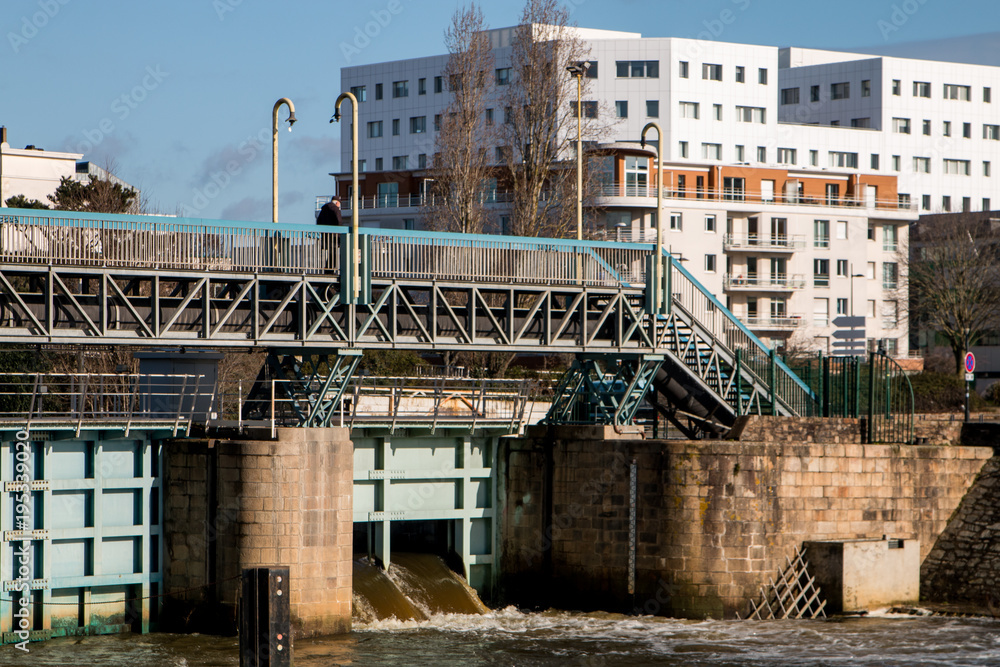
[
  {"xmin": 498, "ymin": 424, "xmax": 992, "ymax": 619},
  {"xmin": 164, "ymin": 428, "xmax": 353, "ymax": 637}
]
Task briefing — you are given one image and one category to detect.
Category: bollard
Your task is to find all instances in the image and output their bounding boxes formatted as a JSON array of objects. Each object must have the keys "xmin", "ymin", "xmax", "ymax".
[{"xmin": 239, "ymin": 567, "xmax": 291, "ymax": 667}]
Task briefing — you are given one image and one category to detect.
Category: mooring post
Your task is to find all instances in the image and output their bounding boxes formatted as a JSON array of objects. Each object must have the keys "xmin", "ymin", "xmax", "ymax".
[{"xmin": 239, "ymin": 566, "xmax": 291, "ymax": 667}]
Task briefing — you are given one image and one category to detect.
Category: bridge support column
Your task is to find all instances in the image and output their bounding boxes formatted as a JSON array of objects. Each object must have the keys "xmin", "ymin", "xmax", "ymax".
[{"xmin": 164, "ymin": 427, "xmax": 354, "ymax": 637}]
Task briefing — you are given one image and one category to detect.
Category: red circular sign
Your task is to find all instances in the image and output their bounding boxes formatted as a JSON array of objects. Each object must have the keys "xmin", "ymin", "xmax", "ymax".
[{"xmin": 965, "ymin": 352, "xmax": 976, "ymax": 373}]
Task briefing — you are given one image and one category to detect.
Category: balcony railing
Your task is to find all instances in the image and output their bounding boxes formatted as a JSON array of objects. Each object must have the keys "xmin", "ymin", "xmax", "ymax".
[
  {"xmin": 724, "ymin": 273, "xmax": 807, "ymax": 290},
  {"xmin": 724, "ymin": 234, "xmax": 806, "ymax": 251},
  {"xmin": 592, "ymin": 184, "xmax": 917, "ymax": 211},
  {"xmin": 744, "ymin": 316, "xmax": 806, "ymax": 330},
  {"xmin": 317, "ymin": 191, "xmax": 515, "ymax": 213}
]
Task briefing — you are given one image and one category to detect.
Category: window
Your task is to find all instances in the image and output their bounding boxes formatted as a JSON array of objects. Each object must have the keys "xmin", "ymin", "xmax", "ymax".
[
  {"xmin": 677, "ymin": 174, "xmax": 686, "ymax": 197},
  {"xmin": 418, "ymin": 154, "xmax": 427, "ymax": 169},
  {"xmin": 883, "ymin": 224, "xmax": 898, "ymax": 251},
  {"xmin": 780, "ymin": 87, "xmax": 800, "ymax": 105},
  {"xmin": 705, "ymin": 254, "xmax": 717, "ymax": 272},
  {"xmin": 646, "ymin": 100, "xmax": 659, "ymax": 118},
  {"xmin": 679, "ymin": 141, "xmax": 688, "ymax": 158},
  {"xmin": 985, "ymin": 198, "xmax": 992, "ymax": 210},
  {"xmin": 913, "ymin": 157, "xmax": 930, "ymax": 173},
  {"xmin": 735, "ymin": 65, "xmax": 745, "ymax": 83},
  {"xmin": 777, "ymin": 148, "xmax": 796, "ymax": 164},
  {"xmin": 899, "ymin": 193, "xmax": 911, "ymax": 209},
  {"xmin": 985, "ymin": 87, "xmax": 992, "ymax": 103},
  {"xmin": 943, "ymin": 83, "xmax": 971, "ymax": 100},
  {"xmin": 735, "ymin": 145, "xmax": 745, "ymax": 162},
  {"xmin": 582, "ymin": 101, "xmax": 597, "ymax": 118},
  {"xmin": 375, "ymin": 157, "xmax": 383, "ymax": 171},
  {"xmin": 736, "ymin": 106, "xmax": 766, "ymax": 123},
  {"xmin": 892, "ymin": 117, "xmax": 911, "ymax": 134},
  {"xmin": 860, "ymin": 79, "xmax": 870, "ymax": 97},
  {"xmin": 496, "ymin": 67, "xmax": 511, "ymax": 86},
  {"xmin": 944, "ymin": 159, "xmax": 971, "ymax": 175},
  {"xmin": 669, "ymin": 212, "xmax": 682, "ymax": 230},
  {"xmin": 702, "ymin": 63, "xmax": 722, "ymax": 81},
  {"xmin": 350, "ymin": 85, "xmax": 367, "ymax": 102},
  {"xmin": 723, "ymin": 177, "xmax": 745, "ymax": 200},
  {"xmin": 679, "ymin": 61, "xmax": 689, "ymax": 78},
  {"xmin": 866, "ymin": 262, "xmax": 875, "ymax": 279},
  {"xmin": 814, "ymin": 220, "xmax": 830, "ymax": 248},
  {"xmin": 871, "ymin": 153, "xmax": 879, "ymax": 170},
  {"xmin": 367, "ymin": 121, "xmax": 383, "ymax": 138},
  {"xmin": 377, "ymin": 181, "xmax": 397, "ymax": 205},
  {"xmin": 392, "ymin": 118, "xmax": 400, "ymax": 136},
  {"xmin": 705, "ymin": 215, "xmax": 716, "ymax": 232},
  {"xmin": 757, "ymin": 146, "xmax": 767, "ymax": 163},
  {"xmin": 836, "ymin": 259, "xmax": 848, "ymax": 277},
  {"xmin": 374, "ymin": 83, "xmax": 384, "ymax": 100},
  {"xmin": 434, "ymin": 114, "xmax": 441, "ymax": 131},
  {"xmin": 392, "ymin": 80, "xmax": 408, "ymax": 98},
  {"xmin": 713, "ymin": 104, "xmax": 722, "ymax": 120},
  {"xmin": 943, "ymin": 120, "xmax": 952, "ymax": 136},
  {"xmin": 810, "ymin": 149, "xmax": 819, "ymax": 166},
  {"xmin": 985, "ymin": 161, "xmax": 992, "ymax": 177},
  {"xmin": 836, "ymin": 220, "xmax": 848, "ymax": 240},
  {"xmin": 913, "ymin": 81, "xmax": 931, "ymax": 98},
  {"xmin": 485, "ymin": 108, "xmax": 494, "ymax": 125},
  {"xmin": 358, "ymin": 159, "xmax": 367, "ymax": 172},
  {"xmin": 922, "ymin": 119, "xmax": 931, "ymax": 135},
  {"xmin": 892, "ymin": 155, "xmax": 901, "ymax": 171},
  {"xmin": 943, "ymin": 196, "xmax": 952, "ymax": 211},
  {"xmin": 964, "ymin": 122, "xmax": 972, "ymax": 138},
  {"xmin": 892, "ymin": 79, "xmax": 901, "ymax": 95},
  {"xmin": 759, "ymin": 67, "xmax": 768, "ymax": 84},
  {"xmin": 882, "ymin": 262, "xmax": 898, "ymax": 289},
  {"xmin": 851, "ymin": 118, "xmax": 871, "ymax": 128},
  {"xmin": 434, "ymin": 76, "xmax": 444, "ymax": 93},
  {"xmin": 814, "ymin": 259, "xmax": 830, "ymax": 287},
  {"xmin": 837, "ymin": 298, "xmax": 848, "ymax": 315},
  {"xmin": 418, "ymin": 78, "xmax": 426, "ymax": 95},
  {"xmin": 921, "ymin": 194, "xmax": 931, "ymax": 210},
  {"xmin": 985, "ymin": 124, "xmax": 1000, "ymax": 140},
  {"xmin": 811, "ymin": 84, "xmax": 820, "ymax": 102},
  {"xmin": 829, "ymin": 151, "xmax": 858, "ymax": 168},
  {"xmin": 409, "ymin": 116, "xmax": 426, "ymax": 134},
  {"xmin": 392, "ymin": 155, "xmax": 407, "ymax": 170},
  {"xmin": 679, "ymin": 101, "xmax": 699, "ymax": 118},
  {"xmin": 831, "ymin": 82, "xmax": 850, "ymax": 99},
  {"xmin": 615, "ymin": 101, "xmax": 628, "ymax": 118},
  {"xmin": 617, "ymin": 60, "xmax": 659, "ymax": 78},
  {"xmin": 702, "ymin": 143, "xmax": 721, "ymax": 160}
]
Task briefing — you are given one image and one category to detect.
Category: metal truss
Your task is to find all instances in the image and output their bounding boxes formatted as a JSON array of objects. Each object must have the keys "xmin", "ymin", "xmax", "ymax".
[{"xmin": 544, "ymin": 354, "xmax": 664, "ymax": 427}]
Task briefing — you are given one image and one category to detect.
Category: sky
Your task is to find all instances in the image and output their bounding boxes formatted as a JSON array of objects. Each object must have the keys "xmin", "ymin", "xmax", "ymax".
[{"xmin": 2, "ymin": 0, "xmax": 999, "ymax": 223}]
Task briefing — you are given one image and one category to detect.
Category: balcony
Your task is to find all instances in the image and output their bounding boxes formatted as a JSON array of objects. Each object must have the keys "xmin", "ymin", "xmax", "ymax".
[
  {"xmin": 317, "ymin": 191, "xmax": 515, "ymax": 214},
  {"xmin": 724, "ymin": 273, "xmax": 807, "ymax": 291},
  {"xmin": 724, "ymin": 234, "xmax": 805, "ymax": 252},
  {"xmin": 744, "ymin": 315, "xmax": 806, "ymax": 330}
]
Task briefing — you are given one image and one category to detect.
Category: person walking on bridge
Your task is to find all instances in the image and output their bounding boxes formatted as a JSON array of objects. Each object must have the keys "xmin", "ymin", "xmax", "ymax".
[{"xmin": 317, "ymin": 196, "xmax": 343, "ymax": 226}]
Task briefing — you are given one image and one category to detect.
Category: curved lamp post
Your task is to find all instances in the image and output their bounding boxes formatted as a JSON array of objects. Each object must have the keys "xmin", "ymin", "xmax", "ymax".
[
  {"xmin": 641, "ymin": 122, "xmax": 666, "ymax": 313},
  {"xmin": 272, "ymin": 98, "xmax": 297, "ymax": 223},
  {"xmin": 331, "ymin": 92, "xmax": 359, "ymax": 302},
  {"xmin": 566, "ymin": 62, "xmax": 590, "ymax": 286}
]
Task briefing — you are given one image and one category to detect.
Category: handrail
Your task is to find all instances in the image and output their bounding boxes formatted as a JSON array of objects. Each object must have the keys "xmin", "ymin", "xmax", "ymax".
[{"xmin": 592, "ymin": 184, "xmax": 916, "ymax": 211}]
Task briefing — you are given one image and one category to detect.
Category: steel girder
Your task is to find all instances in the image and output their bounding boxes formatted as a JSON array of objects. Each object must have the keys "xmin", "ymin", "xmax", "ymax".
[{"xmin": 544, "ymin": 354, "xmax": 664, "ymax": 426}]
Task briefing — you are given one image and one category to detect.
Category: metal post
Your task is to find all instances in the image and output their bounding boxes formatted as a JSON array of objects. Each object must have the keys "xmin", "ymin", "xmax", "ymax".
[
  {"xmin": 768, "ymin": 349, "xmax": 777, "ymax": 416},
  {"xmin": 333, "ymin": 92, "xmax": 360, "ymax": 302},
  {"xmin": 271, "ymin": 98, "xmax": 297, "ymax": 223},
  {"xmin": 641, "ymin": 122, "xmax": 664, "ymax": 313},
  {"xmin": 867, "ymin": 351, "xmax": 876, "ymax": 443},
  {"xmin": 735, "ymin": 349, "xmax": 743, "ymax": 417}
]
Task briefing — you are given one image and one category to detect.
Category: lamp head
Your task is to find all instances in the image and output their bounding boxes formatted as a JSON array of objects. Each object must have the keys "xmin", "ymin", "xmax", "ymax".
[
  {"xmin": 287, "ymin": 111, "xmax": 297, "ymax": 131},
  {"xmin": 565, "ymin": 62, "xmax": 586, "ymax": 76},
  {"xmin": 640, "ymin": 137, "xmax": 646, "ymax": 149},
  {"xmin": 331, "ymin": 109, "xmax": 341, "ymax": 124}
]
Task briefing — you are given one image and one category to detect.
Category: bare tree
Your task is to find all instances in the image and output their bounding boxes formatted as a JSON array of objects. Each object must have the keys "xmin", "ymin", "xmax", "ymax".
[
  {"xmin": 498, "ymin": 0, "xmax": 612, "ymax": 239},
  {"xmin": 906, "ymin": 214, "xmax": 1000, "ymax": 374},
  {"xmin": 425, "ymin": 3, "xmax": 497, "ymax": 234}
]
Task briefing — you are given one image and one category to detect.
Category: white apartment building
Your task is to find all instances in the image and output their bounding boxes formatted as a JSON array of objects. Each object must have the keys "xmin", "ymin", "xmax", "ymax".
[
  {"xmin": 332, "ymin": 26, "xmax": 1000, "ymax": 355},
  {"xmin": 0, "ymin": 127, "xmax": 82, "ymax": 207}
]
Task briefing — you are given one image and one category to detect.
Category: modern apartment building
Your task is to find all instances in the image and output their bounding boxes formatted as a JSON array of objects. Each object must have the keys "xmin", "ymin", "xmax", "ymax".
[{"xmin": 327, "ymin": 26, "xmax": 1000, "ymax": 354}]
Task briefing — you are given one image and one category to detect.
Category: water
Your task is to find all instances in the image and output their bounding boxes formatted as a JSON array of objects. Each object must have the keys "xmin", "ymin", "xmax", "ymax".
[{"xmin": 3, "ymin": 609, "xmax": 999, "ymax": 666}]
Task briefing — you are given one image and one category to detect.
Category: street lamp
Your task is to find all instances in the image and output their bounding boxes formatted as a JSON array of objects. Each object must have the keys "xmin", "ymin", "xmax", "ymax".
[
  {"xmin": 332, "ymin": 92, "xmax": 359, "ymax": 302},
  {"xmin": 565, "ymin": 61, "xmax": 590, "ymax": 242},
  {"xmin": 641, "ymin": 122, "xmax": 665, "ymax": 313},
  {"xmin": 271, "ymin": 98, "xmax": 297, "ymax": 223},
  {"xmin": 849, "ymin": 263, "xmax": 865, "ymax": 317}
]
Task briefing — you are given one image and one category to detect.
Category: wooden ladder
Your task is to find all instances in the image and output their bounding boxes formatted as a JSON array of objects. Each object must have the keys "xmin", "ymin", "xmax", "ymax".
[{"xmin": 741, "ymin": 546, "xmax": 828, "ymax": 620}]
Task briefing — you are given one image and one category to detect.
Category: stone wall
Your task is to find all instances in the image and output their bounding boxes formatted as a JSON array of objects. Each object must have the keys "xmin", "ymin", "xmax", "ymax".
[
  {"xmin": 499, "ymin": 427, "xmax": 992, "ymax": 619},
  {"xmin": 164, "ymin": 428, "xmax": 354, "ymax": 637},
  {"xmin": 921, "ymin": 454, "xmax": 1000, "ymax": 607}
]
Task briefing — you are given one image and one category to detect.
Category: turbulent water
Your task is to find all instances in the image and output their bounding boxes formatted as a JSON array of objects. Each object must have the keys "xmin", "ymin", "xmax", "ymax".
[{"xmin": 3, "ymin": 609, "xmax": 999, "ymax": 666}]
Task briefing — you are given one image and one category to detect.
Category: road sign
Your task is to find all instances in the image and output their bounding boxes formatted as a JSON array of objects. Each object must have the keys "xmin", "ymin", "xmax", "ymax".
[
  {"xmin": 832, "ymin": 329, "xmax": 866, "ymax": 340},
  {"xmin": 832, "ymin": 316, "xmax": 865, "ymax": 328},
  {"xmin": 965, "ymin": 372, "xmax": 975, "ymax": 382},
  {"xmin": 965, "ymin": 352, "xmax": 976, "ymax": 373}
]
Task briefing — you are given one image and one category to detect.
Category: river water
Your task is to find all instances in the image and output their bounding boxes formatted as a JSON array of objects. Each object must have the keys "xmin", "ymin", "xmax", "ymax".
[{"xmin": 3, "ymin": 609, "xmax": 999, "ymax": 667}]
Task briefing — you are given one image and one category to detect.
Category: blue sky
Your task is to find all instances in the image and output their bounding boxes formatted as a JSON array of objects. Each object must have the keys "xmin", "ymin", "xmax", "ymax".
[{"xmin": 2, "ymin": 0, "xmax": 998, "ymax": 222}]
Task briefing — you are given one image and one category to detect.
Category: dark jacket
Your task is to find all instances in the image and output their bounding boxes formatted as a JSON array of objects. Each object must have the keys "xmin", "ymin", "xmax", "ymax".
[{"xmin": 317, "ymin": 201, "xmax": 343, "ymax": 226}]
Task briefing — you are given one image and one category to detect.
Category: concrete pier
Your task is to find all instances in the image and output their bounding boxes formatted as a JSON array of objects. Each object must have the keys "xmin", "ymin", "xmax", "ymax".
[{"xmin": 164, "ymin": 428, "xmax": 353, "ymax": 636}]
